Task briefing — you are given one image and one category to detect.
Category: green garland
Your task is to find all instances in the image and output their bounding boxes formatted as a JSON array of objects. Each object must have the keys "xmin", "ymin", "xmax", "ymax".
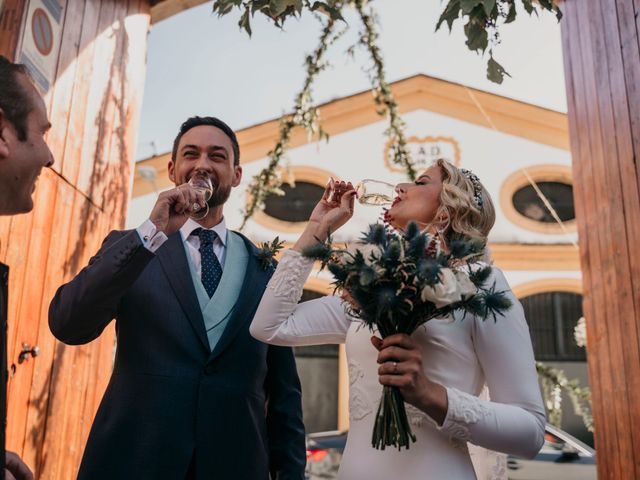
[
  {"xmin": 212, "ymin": 0, "xmax": 563, "ymax": 228},
  {"xmin": 239, "ymin": 15, "xmax": 340, "ymax": 230},
  {"xmin": 355, "ymin": 0, "xmax": 416, "ymax": 180},
  {"xmin": 536, "ymin": 361, "xmax": 593, "ymax": 433}
]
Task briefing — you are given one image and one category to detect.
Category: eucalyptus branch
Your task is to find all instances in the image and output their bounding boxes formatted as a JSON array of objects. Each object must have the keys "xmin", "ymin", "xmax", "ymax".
[
  {"xmin": 240, "ymin": 16, "xmax": 340, "ymax": 230},
  {"xmin": 355, "ymin": 0, "xmax": 416, "ymax": 180},
  {"xmin": 536, "ymin": 362, "xmax": 593, "ymax": 433}
]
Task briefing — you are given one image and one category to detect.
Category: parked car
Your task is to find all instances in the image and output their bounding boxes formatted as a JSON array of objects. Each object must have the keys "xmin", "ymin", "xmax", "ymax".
[{"xmin": 305, "ymin": 424, "xmax": 596, "ymax": 480}]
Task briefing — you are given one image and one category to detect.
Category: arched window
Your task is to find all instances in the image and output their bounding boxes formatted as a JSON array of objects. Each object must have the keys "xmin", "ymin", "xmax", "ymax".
[
  {"xmin": 294, "ymin": 289, "xmax": 339, "ymax": 433},
  {"xmin": 252, "ymin": 166, "xmax": 337, "ymax": 233},
  {"xmin": 263, "ymin": 182, "xmax": 325, "ymax": 222},
  {"xmin": 500, "ymin": 165, "xmax": 576, "ymax": 234},
  {"xmin": 520, "ymin": 291, "xmax": 585, "ymax": 361},
  {"xmin": 512, "ymin": 181, "xmax": 575, "ymax": 223}
]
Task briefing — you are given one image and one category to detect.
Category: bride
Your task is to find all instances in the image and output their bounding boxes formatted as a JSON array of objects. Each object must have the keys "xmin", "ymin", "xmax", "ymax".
[{"xmin": 250, "ymin": 159, "xmax": 545, "ymax": 479}]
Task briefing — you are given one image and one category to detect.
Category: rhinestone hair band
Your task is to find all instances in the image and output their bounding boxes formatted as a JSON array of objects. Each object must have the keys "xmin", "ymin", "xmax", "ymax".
[{"xmin": 460, "ymin": 168, "xmax": 483, "ymax": 209}]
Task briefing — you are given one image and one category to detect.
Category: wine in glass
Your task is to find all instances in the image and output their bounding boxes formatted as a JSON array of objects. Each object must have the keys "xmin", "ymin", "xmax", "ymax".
[
  {"xmin": 355, "ymin": 179, "xmax": 396, "ymax": 206},
  {"xmin": 188, "ymin": 174, "xmax": 213, "ymax": 220}
]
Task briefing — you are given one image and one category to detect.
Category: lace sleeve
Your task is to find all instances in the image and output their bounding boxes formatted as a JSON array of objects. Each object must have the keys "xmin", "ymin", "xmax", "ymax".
[
  {"xmin": 250, "ymin": 249, "xmax": 351, "ymax": 346},
  {"xmin": 437, "ymin": 268, "xmax": 546, "ymax": 459}
]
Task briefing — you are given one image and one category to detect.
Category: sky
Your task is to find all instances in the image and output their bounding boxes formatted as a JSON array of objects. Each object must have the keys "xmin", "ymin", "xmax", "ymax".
[{"xmin": 135, "ymin": 0, "xmax": 567, "ymax": 161}]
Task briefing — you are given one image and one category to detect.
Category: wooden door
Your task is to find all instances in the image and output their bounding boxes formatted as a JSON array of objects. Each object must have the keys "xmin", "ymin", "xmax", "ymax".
[{"xmin": 0, "ymin": 1, "xmax": 150, "ymax": 477}]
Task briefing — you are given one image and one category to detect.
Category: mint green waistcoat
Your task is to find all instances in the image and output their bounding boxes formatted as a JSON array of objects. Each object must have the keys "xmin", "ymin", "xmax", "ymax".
[{"xmin": 184, "ymin": 231, "xmax": 249, "ymax": 351}]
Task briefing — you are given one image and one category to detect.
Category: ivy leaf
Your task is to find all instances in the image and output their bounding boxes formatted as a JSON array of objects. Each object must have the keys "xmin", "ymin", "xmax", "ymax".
[
  {"xmin": 435, "ymin": 0, "xmax": 461, "ymax": 32},
  {"xmin": 505, "ymin": 1, "xmax": 516, "ymax": 23},
  {"xmin": 239, "ymin": 7, "xmax": 252, "ymax": 36},
  {"xmin": 482, "ymin": 0, "xmax": 496, "ymax": 16},
  {"xmin": 212, "ymin": 1, "xmax": 236, "ymax": 16},
  {"xmin": 311, "ymin": 1, "xmax": 345, "ymax": 21},
  {"xmin": 463, "ymin": 7, "xmax": 488, "ymax": 52},
  {"xmin": 460, "ymin": 0, "xmax": 482, "ymax": 14},
  {"xmin": 522, "ymin": 0, "xmax": 536, "ymax": 15},
  {"xmin": 270, "ymin": 0, "xmax": 299, "ymax": 17},
  {"xmin": 486, "ymin": 55, "xmax": 511, "ymax": 84}
]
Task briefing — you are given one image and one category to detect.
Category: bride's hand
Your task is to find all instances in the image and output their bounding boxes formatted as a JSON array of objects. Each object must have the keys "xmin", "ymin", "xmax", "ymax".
[
  {"xmin": 372, "ymin": 334, "xmax": 449, "ymax": 426},
  {"xmin": 308, "ymin": 180, "xmax": 356, "ymax": 236}
]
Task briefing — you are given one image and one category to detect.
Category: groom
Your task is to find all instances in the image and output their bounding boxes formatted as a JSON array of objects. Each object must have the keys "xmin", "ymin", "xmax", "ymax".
[{"xmin": 49, "ymin": 116, "xmax": 306, "ymax": 479}]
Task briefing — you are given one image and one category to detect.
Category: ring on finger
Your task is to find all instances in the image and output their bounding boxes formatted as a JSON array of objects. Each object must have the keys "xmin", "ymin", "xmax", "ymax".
[{"xmin": 393, "ymin": 361, "xmax": 398, "ymax": 374}]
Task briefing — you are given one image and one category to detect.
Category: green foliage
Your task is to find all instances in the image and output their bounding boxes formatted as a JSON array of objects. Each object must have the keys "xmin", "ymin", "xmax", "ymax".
[
  {"xmin": 355, "ymin": 0, "xmax": 416, "ymax": 180},
  {"xmin": 536, "ymin": 362, "xmax": 593, "ymax": 432},
  {"xmin": 436, "ymin": 0, "xmax": 562, "ymax": 84},
  {"xmin": 239, "ymin": 15, "xmax": 342, "ymax": 230},
  {"xmin": 213, "ymin": 0, "xmax": 344, "ymax": 34},
  {"xmin": 211, "ymin": 0, "xmax": 563, "ymax": 226},
  {"xmin": 255, "ymin": 236, "xmax": 285, "ymax": 270}
]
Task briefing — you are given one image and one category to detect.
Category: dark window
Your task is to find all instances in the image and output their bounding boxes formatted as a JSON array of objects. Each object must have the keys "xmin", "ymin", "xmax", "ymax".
[
  {"xmin": 512, "ymin": 181, "xmax": 575, "ymax": 223},
  {"xmin": 294, "ymin": 289, "xmax": 339, "ymax": 433},
  {"xmin": 521, "ymin": 291, "xmax": 585, "ymax": 361},
  {"xmin": 263, "ymin": 181, "xmax": 325, "ymax": 222}
]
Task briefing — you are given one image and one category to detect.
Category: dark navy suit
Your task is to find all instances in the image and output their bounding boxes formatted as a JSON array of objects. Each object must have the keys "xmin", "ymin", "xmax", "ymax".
[{"xmin": 49, "ymin": 230, "xmax": 306, "ymax": 479}]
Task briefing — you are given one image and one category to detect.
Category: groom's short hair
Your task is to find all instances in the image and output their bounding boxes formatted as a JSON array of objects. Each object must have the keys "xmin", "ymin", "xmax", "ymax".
[{"xmin": 171, "ymin": 116, "xmax": 240, "ymax": 166}]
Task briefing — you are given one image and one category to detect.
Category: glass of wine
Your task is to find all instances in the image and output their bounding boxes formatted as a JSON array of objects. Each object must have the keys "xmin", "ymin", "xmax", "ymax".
[
  {"xmin": 327, "ymin": 178, "xmax": 396, "ymax": 206},
  {"xmin": 355, "ymin": 179, "xmax": 396, "ymax": 206},
  {"xmin": 188, "ymin": 174, "xmax": 213, "ymax": 220}
]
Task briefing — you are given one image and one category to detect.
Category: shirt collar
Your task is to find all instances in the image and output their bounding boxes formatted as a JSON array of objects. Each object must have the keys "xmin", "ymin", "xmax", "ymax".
[{"xmin": 180, "ymin": 217, "xmax": 227, "ymax": 246}]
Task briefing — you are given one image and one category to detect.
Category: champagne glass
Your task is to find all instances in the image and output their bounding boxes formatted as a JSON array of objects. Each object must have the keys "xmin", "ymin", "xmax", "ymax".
[
  {"xmin": 355, "ymin": 179, "xmax": 396, "ymax": 206},
  {"xmin": 188, "ymin": 174, "xmax": 213, "ymax": 220},
  {"xmin": 327, "ymin": 178, "xmax": 396, "ymax": 206}
]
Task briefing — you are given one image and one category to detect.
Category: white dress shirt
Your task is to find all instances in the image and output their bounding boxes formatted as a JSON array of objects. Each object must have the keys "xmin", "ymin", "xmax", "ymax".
[{"xmin": 137, "ymin": 218, "xmax": 228, "ymax": 276}]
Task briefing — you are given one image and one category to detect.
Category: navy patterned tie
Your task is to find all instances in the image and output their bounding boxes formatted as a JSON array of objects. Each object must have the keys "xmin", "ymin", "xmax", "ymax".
[{"xmin": 193, "ymin": 228, "xmax": 223, "ymax": 298}]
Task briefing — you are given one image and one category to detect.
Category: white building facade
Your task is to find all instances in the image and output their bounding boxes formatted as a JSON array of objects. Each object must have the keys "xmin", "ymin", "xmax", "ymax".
[{"xmin": 128, "ymin": 75, "xmax": 588, "ymax": 443}]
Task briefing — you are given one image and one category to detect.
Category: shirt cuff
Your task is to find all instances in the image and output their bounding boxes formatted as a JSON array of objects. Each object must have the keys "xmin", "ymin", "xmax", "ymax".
[{"xmin": 136, "ymin": 219, "xmax": 168, "ymax": 253}]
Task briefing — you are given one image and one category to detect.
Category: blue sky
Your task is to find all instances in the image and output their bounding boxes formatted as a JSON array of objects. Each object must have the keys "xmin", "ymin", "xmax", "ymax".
[{"xmin": 135, "ymin": 0, "xmax": 566, "ymax": 161}]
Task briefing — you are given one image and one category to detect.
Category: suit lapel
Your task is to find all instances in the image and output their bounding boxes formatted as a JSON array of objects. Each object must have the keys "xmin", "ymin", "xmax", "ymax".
[
  {"xmin": 157, "ymin": 233, "xmax": 209, "ymax": 351},
  {"xmin": 208, "ymin": 235, "xmax": 271, "ymax": 363}
]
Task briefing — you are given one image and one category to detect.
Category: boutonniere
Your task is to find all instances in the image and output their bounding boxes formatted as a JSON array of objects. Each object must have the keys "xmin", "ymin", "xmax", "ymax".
[{"xmin": 256, "ymin": 237, "xmax": 285, "ymax": 271}]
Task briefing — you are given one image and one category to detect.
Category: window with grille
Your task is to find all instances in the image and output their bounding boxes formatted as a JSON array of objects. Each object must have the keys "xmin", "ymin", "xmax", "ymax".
[{"xmin": 521, "ymin": 291, "xmax": 585, "ymax": 361}]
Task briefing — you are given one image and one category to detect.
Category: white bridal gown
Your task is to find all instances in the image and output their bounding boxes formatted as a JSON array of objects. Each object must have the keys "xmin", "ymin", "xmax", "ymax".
[{"xmin": 251, "ymin": 250, "xmax": 546, "ymax": 480}]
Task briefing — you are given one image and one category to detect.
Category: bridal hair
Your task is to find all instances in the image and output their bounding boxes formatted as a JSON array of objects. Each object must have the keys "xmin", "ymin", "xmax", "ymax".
[{"xmin": 431, "ymin": 158, "xmax": 496, "ymax": 245}]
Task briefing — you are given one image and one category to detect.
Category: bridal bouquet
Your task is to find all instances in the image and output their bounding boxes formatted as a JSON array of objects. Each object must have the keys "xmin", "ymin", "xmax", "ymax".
[{"xmin": 303, "ymin": 222, "xmax": 512, "ymax": 451}]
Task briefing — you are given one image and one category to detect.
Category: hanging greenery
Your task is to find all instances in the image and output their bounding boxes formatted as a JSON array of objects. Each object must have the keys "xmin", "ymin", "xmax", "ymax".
[
  {"xmin": 239, "ymin": 15, "xmax": 341, "ymax": 230},
  {"xmin": 213, "ymin": 0, "xmax": 562, "ymax": 228},
  {"xmin": 536, "ymin": 361, "xmax": 593, "ymax": 433},
  {"xmin": 436, "ymin": 0, "xmax": 562, "ymax": 84},
  {"xmin": 354, "ymin": 0, "xmax": 416, "ymax": 180}
]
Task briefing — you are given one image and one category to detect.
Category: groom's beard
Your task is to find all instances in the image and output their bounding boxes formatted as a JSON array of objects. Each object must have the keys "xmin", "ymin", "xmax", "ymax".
[{"xmin": 208, "ymin": 184, "xmax": 232, "ymax": 207}]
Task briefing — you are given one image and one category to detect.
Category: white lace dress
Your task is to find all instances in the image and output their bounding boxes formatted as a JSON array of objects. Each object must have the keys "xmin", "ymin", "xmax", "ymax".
[{"xmin": 251, "ymin": 250, "xmax": 545, "ymax": 480}]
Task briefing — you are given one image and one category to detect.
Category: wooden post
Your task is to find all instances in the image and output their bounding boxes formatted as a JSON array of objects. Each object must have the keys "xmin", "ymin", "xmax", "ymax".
[
  {"xmin": 561, "ymin": 1, "xmax": 640, "ymax": 478},
  {"xmin": 0, "ymin": 1, "xmax": 150, "ymax": 477}
]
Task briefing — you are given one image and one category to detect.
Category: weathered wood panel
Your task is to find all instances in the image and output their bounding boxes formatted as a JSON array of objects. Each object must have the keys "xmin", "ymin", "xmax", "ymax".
[
  {"xmin": 0, "ymin": 0, "xmax": 150, "ymax": 478},
  {"xmin": 562, "ymin": 1, "xmax": 640, "ymax": 478}
]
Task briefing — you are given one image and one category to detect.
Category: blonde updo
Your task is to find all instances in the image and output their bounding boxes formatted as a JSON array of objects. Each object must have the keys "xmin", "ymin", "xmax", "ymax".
[{"xmin": 431, "ymin": 158, "xmax": 495, "ymax": 246}]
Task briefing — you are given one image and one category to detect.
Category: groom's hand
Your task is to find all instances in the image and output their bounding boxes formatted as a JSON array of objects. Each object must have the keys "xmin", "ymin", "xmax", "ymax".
[{"xmin": 149, "ymin": 184, "xmax": 206, "ymax": 235}]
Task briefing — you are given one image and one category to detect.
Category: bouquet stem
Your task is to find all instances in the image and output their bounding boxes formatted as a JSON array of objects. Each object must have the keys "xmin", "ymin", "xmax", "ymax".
[{"xmin": 372, "ymin": 385, "xmax": 417, "ymax": 450}]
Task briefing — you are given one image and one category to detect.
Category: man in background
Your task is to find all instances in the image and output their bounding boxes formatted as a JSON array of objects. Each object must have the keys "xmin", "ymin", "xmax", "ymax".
[{"xmin": 0, "ymin": 55, "xmax": 55, "ymax": 480}]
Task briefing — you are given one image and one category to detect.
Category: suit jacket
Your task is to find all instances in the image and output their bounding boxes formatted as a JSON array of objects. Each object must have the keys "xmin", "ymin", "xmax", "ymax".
[
  {"xmin": 1, "ymin": 262, "xmax": 8, "ymax": 474},
  {"xmin": 49, "ymin": 230, "xmax": 306, "ymax": 479}
]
